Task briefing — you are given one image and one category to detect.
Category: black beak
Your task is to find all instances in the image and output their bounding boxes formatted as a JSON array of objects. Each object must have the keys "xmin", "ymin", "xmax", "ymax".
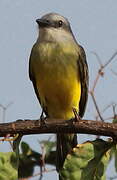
[{"xmin": 36, "ymin": 19, "xmax": 50, "ymax": 27}]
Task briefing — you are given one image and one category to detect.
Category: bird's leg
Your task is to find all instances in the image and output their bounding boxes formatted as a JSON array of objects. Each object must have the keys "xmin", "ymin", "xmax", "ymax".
[
  {"xmin": 40, "ymin": 110, "xmax": 47, "ymax": 126},
  {"xmin": 72, "ymin": 107, "xmax": 81, "ymax": 122}
]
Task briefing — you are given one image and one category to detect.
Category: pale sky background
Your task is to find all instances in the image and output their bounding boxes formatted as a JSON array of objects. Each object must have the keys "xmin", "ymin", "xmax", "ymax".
[{"xmin": 0, "ymin": 0, "xmax": 117, "ymax": 180}]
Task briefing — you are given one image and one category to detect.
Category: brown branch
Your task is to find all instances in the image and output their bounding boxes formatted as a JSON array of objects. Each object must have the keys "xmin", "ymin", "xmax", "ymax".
[{"xmin": 0, "ymin": 118, "xmax": 117, "ymax": 138}]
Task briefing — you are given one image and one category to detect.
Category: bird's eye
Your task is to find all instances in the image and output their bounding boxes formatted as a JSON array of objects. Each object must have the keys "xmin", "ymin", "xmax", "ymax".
[
  {"xmin": 58, "ymin": 20, "xmax": 63, "ymax": 27},
  {"xmin": 46, "ymin": 20, "xmax": 50, "ymax": 23}
]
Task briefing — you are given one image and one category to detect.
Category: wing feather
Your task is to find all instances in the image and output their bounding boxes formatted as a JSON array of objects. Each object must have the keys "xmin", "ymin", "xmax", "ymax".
[
  {"xmin": 77, "ymin": 45, "xmax": 89, "ymax": 117},
  {"xmin": 29, "ymin": 46, "xmax": 48, "ymax": 116}
]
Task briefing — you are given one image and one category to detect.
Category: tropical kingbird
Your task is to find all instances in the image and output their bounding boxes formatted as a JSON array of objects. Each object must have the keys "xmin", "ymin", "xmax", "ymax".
[{"xmin": 29, "ymin": 13, "xmax": 89, "ymax": 171}]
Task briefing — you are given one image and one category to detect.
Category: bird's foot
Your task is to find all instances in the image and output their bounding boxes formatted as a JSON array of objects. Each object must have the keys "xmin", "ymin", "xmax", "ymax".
[
  {"xmin": 72, "ymin": 107, "xmax": 81, "ymax": 122},
  {"xmin": 40, "ymin": 111, "xmax": 47, "ymax": 127}
]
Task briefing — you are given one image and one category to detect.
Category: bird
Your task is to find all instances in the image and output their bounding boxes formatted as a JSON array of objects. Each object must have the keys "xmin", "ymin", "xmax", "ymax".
[{"xmin": 29, "ymin": 12, "xmax": 89, "ymax": 171}]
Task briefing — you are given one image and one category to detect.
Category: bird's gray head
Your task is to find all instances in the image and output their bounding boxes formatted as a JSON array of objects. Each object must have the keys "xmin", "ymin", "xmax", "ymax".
[{"xmin": 36, "ymin": 13, "xmax": 75, "ymax": 43}]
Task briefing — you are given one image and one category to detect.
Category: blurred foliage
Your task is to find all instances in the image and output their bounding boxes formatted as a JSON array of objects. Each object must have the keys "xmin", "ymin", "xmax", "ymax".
[
  {"xmin": 19, "ymin": 140, "xmax": 56, "ymax": 178},
  {"xmin": 59, "ymin": 139, "xmax": 114, "ymax": 180},
  {"xmin": 110, "ymin": 115, "xmax": 117, "ymax": 173},
  {"xmin": 0, "ymin": 152, "xmax": 17, "ymax": 180},
  {"xmin": 39, "ymin": 139, "xmax": 56, "ymax": 157},
  {"xmin": 0, "ymin": 138, "xmax": 116, "ymax": 180}
]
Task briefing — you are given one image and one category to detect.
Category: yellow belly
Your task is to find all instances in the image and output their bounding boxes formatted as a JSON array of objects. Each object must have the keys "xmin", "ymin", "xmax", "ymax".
[
  {"xmin": 35, "ymin": 64, "xmax": 81, "ymax": 120},
  {"xmin": 32, "ymin": 43, "xmax": 81, "ymax": 120}
]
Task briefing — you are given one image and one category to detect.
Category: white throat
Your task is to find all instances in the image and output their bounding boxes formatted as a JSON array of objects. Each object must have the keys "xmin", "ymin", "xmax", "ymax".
[{"xmin": 38, "ymin": 27, "xmax": 75, "ymax": 44}]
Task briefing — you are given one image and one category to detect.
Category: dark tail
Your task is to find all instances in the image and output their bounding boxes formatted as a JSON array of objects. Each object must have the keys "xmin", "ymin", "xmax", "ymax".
[{"xmin": 56, "ymin": 133, "xmax": 77, "ymax": 171}]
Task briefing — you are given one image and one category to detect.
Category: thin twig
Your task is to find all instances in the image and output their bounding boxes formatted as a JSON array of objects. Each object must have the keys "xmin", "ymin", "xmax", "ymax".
[
  {"xmin": 104, "ymin": 116, "xmax": 114, "ymax": 121},
  {"xmin": 40, "ymin": 143, "xmax": 46, "ymax": 171},
  {"xmin": 90, "ymin": 92, "xmax": 104, "ymax": 121},
  {"xmin": 90, "ymin": 52, "xmax": 117, "ymax": 122},
  {"xmin": 103, "ymin": 51, "xmax": 117, "ymax": 68},
  {"xmin": 91, "ymin": 73, "xmax": 101, "ymax": 93},
  {"xmin": 111, "ymin": 69, "xmax": 117, "ymax": 76},
  {"xmin": 102, "ymin": 103, "xmax": 115, "ymax": 114},
  {"xmin": 91, "ymin": 51, "xmax": 103, "ymax": 66},
  {"xmin": 95, "ymin": 103, "xmax": 116, "ymax": 122}
]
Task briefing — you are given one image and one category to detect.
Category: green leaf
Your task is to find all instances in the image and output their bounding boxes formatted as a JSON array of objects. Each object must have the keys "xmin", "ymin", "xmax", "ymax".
[
  {"xmin": 60, "ymin": 139, "xmax": 113, "ymax": 180},
  {"xmin": 0, "ymin": 152, "xmax": 17, "ymax": 180},
  {"xmin": 18, "ymin": 156, "xmax": 35, "ymax": 178},
  {"xmin": 21, "ymin": 141, "xmax": 32, "ymax": 156},
  {"xmin": 19, "ymin": 142, "xmax": 37, "ymax": 178}
]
